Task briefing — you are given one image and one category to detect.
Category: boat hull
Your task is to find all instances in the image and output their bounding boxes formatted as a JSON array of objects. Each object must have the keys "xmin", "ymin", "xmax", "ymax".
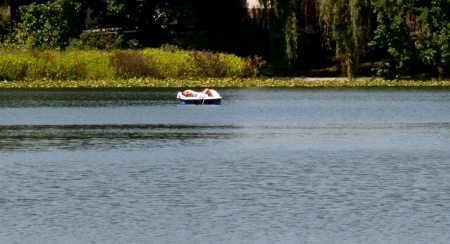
[{"xmin": 178, "ymin": 98, "xmax": 221, "ymax": 105}]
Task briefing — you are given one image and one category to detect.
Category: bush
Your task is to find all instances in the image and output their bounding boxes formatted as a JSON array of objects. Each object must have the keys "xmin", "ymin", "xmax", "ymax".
[
  {"xmin": 141, "ymin": 46, "xmax": 190, "ymax": 78},
  {"xmin": 110, "ymin": 50, "xmax": 163, "ymax": 79},
  {"xmin": 127, "ymin": 39, "xmax": 139, "ymax": 49},
  {"xmin": 0, "ymin": 50, "xmax": 30, "ymax": 80},
  {"xmin": 186, "ymin": 50, "xmax": 227, "ymax": 77},
  {"xmin": 242, "ymin": 55, "xmax": 267, "ymax": 77},
  {"xmin": 68, "ymin": 29, "xmax": 123, "ymax": 51}
]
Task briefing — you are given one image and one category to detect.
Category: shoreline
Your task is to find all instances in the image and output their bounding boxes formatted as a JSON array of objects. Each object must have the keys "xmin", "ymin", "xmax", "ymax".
[{"xmin": 1, "ymin": 77, "xmax": 450, "ymax": 88}]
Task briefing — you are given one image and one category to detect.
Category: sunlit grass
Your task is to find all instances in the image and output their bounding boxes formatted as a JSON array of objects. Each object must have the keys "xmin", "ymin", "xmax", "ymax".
[
  {"xmin": 2, "ymin": 48, "xmax": 448, "ymax": 88},
  {"xmin": 0, "ymin": 77, "xmax": 449, "ymax": 88},
  {"xmin": 0, "ymin": 47, "xmax": 262, "ymax": 81}
]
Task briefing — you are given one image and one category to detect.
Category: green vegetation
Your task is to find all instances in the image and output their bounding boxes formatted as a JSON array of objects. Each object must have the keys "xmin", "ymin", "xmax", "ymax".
[
  {"xmin": 1, "ymin": 77, "xmax": 449, "ymax": 89},
  {"xmin": 1, "ymin": 1, "xmax": 450, "ymax": 80},
  {"xmin": 0, "ymin": 46, "xmax": 266, "ymax": 82},
  {"xmin": 318, "ymin": 0, "xmax": 371, "ymax": 78},
  {"xmin": 371, "ymin": 1, "xmax": 450, "ymax": 79},
  {"xmin": 257, "ymin": 0, "xmax": 450, "ymax": 79}
]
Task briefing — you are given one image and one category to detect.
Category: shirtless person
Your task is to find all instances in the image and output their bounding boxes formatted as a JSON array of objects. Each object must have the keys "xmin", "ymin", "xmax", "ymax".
[{"xmin": 182, "ymin": 88, "xmax": 213, "ymax": 98}]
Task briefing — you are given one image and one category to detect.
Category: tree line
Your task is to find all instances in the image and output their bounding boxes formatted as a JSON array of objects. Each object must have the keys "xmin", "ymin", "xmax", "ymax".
[
  {"xmin": 264, "ymin": 0, "xmax": 450, "ymax": 79},
  {"xmin": 0, "ymin": 0, "xmax": 244, "ymax": 47},
  {"xmin": 1, "ymin": 0, "xmax": 450, "ymax": 79}
]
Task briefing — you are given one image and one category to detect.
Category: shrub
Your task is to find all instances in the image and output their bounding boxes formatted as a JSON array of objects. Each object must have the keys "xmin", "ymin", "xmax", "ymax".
[
  {"xmin": 109, "ymin": 50, "xmax": 163, "ymax": 79},
  {"xmin": 186, "ymin": 50, "xmax": 228, "ymax": 77},
  {"xmin": 127, "ymin": 39, "xmax": 139, "ymax": 49},
  {"xmin": 141, "ymin": 46, "xmax": 190, "ymax": 78},
  {"xmin": 79, "ymin": 50, "xmax": 114, "ymax": 79},
  {"xmin": 0, "ymin": 50, "xmax": 30, "ymax": 80},
  {"xmin": 68, "ymin": 30, "xmax": 123, "ymax": 51},
  {"xmin": 242, "ymin": 55, "xmax": 267, "ymax": 77},
  {"xmin": 15, "ymin": 50, "xmax": 80, "ymax": 80}
]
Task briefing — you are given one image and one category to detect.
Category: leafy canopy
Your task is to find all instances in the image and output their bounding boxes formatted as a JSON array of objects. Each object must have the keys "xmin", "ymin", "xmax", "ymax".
[{"xmin": 15, "ymin": 0, "xmax": 82, "ymax": 49}]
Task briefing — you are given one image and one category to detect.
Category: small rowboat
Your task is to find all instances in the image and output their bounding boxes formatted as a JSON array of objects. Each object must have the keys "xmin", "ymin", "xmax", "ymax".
[{"xmin": 177, "ymin": 89, "xmax": 222, "ymax": 105}]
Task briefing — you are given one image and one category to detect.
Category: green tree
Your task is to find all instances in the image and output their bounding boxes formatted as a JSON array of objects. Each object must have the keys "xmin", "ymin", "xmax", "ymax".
[
  {"xmin": 0, "ymin": 0, "xmax": 48, "ymax": 25},
  {"xmin": 260, "ymin": 0, "xmax": 299, "ymax": 69},
  {"xmin": 16, "ymin": 0, "xmax": 82, "ymax": 49},
  {"xmin": 318, "ymin": 0, "xmax": 372, "ymax": 78},
  {"xmin": 371, "ymin": 0, "xmax": 450, "ymax": 79}
]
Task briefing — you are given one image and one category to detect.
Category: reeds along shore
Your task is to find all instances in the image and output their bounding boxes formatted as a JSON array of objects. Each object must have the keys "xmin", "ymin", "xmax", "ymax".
[
  {"xmin": 0, "ymin": 47, "xmax": 265, "ymax": 82},
  {"xmin": 0, "ymin": 48, "xmax": 449, "ymax": 88}
]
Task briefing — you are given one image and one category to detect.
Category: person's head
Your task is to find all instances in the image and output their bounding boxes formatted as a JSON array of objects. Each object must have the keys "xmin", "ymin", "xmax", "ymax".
[{"xmin": 183, "ymin": 90, "xmax": 192, "ymax": 97}]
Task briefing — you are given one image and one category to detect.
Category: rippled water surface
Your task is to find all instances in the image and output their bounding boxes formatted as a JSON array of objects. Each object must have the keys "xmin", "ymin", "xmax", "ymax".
[{"xmin": 1, "ymin": 88, "xmax": 450, "ymax": 243}]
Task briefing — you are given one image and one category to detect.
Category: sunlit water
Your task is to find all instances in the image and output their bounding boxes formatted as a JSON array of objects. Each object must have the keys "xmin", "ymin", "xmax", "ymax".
[{"xmin": 1, "ymin": 88, "xmax": 450, "ymax": 243}]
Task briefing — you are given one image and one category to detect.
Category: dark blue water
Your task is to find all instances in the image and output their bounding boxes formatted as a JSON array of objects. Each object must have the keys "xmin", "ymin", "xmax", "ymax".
[{"xmin": 1, "ymin": 88, "xmax": 450, "ymax": 243}]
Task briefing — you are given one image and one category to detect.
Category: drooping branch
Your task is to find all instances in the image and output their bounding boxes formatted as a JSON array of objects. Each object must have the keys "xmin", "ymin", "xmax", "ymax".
[
  {"xmin": 318, "ymin": 0, "xmax": 372, "ymax": 78},
  {"xmin": 259, "ymin": 0, "xmax": 299, "ymax": 67}
]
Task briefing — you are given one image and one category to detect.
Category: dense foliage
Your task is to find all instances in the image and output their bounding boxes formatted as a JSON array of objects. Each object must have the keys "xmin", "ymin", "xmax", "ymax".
[
  {"xmin": 1, "ymin": 0, "xmax": 450, "ymax": 79},
  {"xmin": 371, "ymin": 0, "xmax": 450, "ymax": 79},
  {"xmin": 318, "ymin": 0, "xmax": 372, "ymax": 78},
  {"xmin": 16, "ymin": 0, "xmax": 82, "ymax": 49},
  {"xmin": 291, "ymin": 0, "xmax": 450, "ymax": 79}
]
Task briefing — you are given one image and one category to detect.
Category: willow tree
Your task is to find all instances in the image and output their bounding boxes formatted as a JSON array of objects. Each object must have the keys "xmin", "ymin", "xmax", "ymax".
[
  {"xmin": 259, "ymin": 0, "xmax": 299, "ymax": 69},
  {"xmin": 317, "ymin": 0, "xmax": 372, "ymax": 78}
]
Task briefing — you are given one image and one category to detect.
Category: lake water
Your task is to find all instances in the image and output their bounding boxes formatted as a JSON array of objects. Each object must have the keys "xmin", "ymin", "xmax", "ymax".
[{"xmin": 1, "ymin": 88, "xmax": 450, "ymax": 243}]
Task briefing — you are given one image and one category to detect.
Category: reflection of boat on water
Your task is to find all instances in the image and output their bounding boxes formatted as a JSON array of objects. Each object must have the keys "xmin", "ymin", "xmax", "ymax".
[{"xmin": 177, "ymin": 89, "xmax": 222, "ymax": 105}]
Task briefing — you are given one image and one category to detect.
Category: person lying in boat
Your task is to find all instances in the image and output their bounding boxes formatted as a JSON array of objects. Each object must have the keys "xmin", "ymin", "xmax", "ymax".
[{"xmin": 182, "ymin": 88, "xmax": 213, "ymax": 98}]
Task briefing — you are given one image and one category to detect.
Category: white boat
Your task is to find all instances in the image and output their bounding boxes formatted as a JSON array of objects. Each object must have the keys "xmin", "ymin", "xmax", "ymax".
[{"xmin": 177, "ymin": 89, "xmax": 222, "ymax": 105}]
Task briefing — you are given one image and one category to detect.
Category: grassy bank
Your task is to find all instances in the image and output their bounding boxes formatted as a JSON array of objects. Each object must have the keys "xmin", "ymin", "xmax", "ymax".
[
  {"xmin": 0, "ymin": 47, "xmax": 264, "ymax": 81},
  {"xmin": 1, "ymin": 77, "xmax": 450, "ymax": 88},
  {"xmin": 1, "ymin": 48, "xmax": 449, "ymax": 88}
]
